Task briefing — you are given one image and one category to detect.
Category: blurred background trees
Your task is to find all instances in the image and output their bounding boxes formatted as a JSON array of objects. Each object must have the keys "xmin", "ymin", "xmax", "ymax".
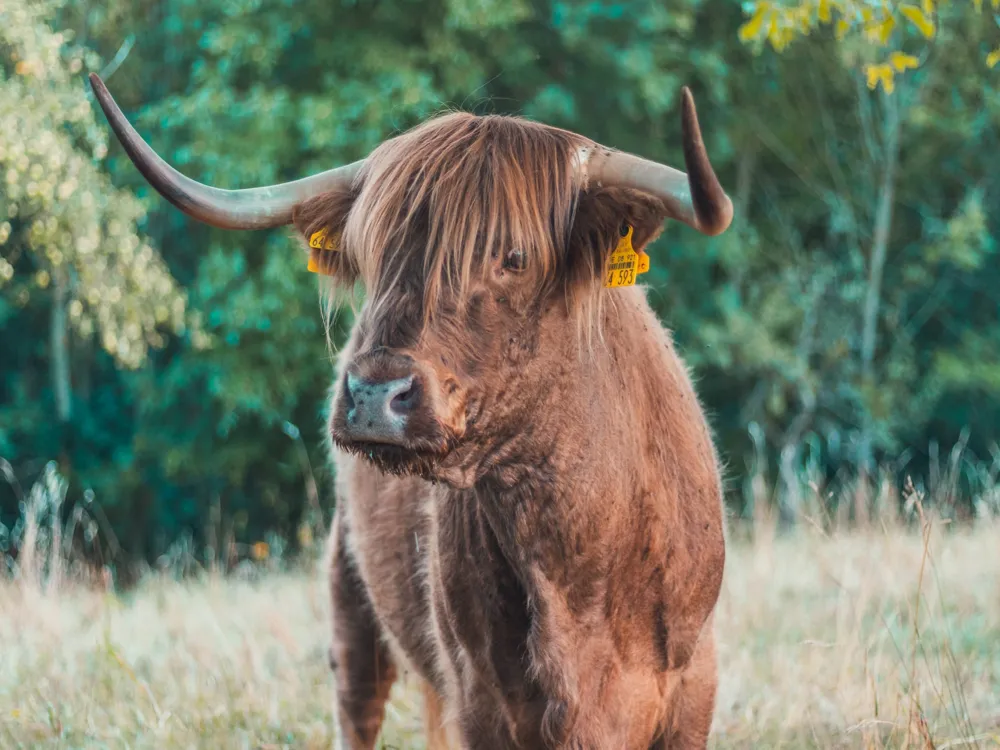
[{"xmin": 2, "ymin": 0, "xmax": 998, "ymax": 569}]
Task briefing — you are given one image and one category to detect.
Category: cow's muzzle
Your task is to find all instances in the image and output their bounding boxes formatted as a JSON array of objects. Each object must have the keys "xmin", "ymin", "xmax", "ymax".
[
  {"xmin": 340, "ymin": 372, "xmax": 421, "ymax": 445},
  {"xmin": 330, "ymin": 351, "xmax": 461, "ymax": 462}
]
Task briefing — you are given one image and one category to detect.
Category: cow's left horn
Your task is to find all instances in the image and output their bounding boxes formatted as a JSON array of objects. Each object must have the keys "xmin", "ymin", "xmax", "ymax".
[
  {"xmin": 582, "ymin": 87, "xmax": 734, "ymax": 237},
  {"xmin": 89, "ymin": 73, "xmax": 364, "ymax": 230}
]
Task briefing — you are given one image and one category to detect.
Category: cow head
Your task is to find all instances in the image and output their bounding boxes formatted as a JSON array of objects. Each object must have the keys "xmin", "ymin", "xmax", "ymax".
[{"xmin": 90, "ymin": 74, "xmax": 732, "ymax": 487}]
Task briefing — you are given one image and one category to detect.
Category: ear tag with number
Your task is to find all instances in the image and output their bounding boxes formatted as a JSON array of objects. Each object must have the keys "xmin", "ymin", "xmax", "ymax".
[
  {"xmin": 603, "ymin": 224, "xmax": 650, "ymax": 288},
  {"xmin": 307, "ymin": 228, "xmax": 340, "ymax": 275}
]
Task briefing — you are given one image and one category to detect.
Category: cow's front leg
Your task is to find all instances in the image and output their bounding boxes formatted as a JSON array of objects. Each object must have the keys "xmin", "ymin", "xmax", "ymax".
[
  {"xmin": 658, "ymin": 623, "xmax": 718, "ymax": 750},
  {"xmin": 328, "ymin": 507, "xmax": 397, "ymax": 750}
]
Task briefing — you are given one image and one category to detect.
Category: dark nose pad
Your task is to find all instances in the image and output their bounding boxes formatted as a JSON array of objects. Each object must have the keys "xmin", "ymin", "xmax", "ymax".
[{"xmin": 342, "ymin": 373, "xmax": 421, "ymax": 444}]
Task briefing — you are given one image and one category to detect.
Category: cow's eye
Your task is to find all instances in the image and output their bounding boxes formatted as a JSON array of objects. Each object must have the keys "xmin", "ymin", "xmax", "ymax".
[{"xmin": 502, "ymin": 248, "xmax": 527, "ymax": 272}]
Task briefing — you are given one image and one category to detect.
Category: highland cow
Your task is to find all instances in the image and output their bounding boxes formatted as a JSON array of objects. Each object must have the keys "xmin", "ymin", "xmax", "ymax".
[{"xmin": 91, "ymin": 72, "xmax": 734, "ymax": 749}]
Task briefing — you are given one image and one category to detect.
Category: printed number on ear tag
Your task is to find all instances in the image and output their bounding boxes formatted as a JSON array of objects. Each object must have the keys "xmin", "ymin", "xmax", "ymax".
[
  {"xmin": 603, "ymin": 224, "xmax": 650, "ymax": 288},
  {"xmin": 309, "ymin": 228, "xmax": 339, "ymax": 251},
  {"xmin": 307, "ymin": 228, "xmax": 340, "ymax": 275}
]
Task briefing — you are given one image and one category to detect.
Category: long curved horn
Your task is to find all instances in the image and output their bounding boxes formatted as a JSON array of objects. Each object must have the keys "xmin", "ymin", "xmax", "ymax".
[
  {"xmin": 88, "ymin": 73, "xmax": 364, "ymax": 230},
  {"xmin": 582, "ymin": 87, "xmax": 734, "ymax": 236}
]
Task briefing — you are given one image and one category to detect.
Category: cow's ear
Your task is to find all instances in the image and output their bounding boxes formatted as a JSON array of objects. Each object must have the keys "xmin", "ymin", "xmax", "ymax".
[
  {"xmin": 566, "ymin": 186, "xmax": 669, "ymax": 287},
  {"xmin": 291, "ymin": 187, "xmax": 359, "ymax": 285}
]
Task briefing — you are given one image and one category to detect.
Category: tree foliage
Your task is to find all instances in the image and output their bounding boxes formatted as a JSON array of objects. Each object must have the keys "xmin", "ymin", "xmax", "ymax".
[
  {"xmin": 738, "ymin": 0, "xmax": 1000, "ymax": 92},
  {"xmin": 0, "ymin": 0, "xmax": 195, "ymax": 370}
]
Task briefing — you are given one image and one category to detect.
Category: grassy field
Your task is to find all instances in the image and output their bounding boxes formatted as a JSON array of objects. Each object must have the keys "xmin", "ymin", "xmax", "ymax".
[{"xmin": 2, "ymin": 515, "xmax": 999, "ymax": 749}]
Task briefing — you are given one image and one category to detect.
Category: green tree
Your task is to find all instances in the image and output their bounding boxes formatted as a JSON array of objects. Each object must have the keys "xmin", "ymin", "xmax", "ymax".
[
  {"xmin": 719, "ymin": 0, "xmax": 1000, "ymax": 517},
  {"xmin": 0, "ymin": 0, "xmax": 195, "ymax": 468}
]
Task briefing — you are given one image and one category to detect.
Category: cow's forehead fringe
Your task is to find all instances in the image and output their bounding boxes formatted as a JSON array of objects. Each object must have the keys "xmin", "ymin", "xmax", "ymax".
[{"xmin": 342, "ymin": 112, "xmax": 594, "ymax": 318}]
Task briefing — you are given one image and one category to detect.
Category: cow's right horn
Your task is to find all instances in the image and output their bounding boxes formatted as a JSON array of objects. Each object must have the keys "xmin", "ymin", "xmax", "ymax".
[
  {"xmin": 581, "ymin": 87, "xmax": 734, "ymax": 237},
  {"xmin": 89, "ymin": 73, "xmax": 364, "ymax": 231}
]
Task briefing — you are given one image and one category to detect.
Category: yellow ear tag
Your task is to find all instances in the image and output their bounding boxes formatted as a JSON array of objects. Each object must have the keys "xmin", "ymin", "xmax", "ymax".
[
  {"xmin": 604, "ymin": 224, "xmax": 650, "ymax": 288},
  {"xmin": 307, "ymin": 228, "xmax": 340, "ymax": 275}
]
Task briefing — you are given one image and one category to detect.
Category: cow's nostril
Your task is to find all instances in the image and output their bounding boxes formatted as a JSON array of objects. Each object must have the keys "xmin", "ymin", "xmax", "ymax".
[
  {"xmin": 342, "ymin": 375, "xmax": 356, "ymax": 411},
  {"xmin": 389, "ymin": 379, "xmax": 419, "ymax": 414}
]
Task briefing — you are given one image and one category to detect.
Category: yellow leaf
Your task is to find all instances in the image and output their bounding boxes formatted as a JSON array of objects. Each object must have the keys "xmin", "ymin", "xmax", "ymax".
[
  {"xmin": 835, "ymin": 18, "xmax": 851, "ymax": 40},
  {"xmin": 797, "ymin": 8, "xmax": 811, "ymax": 33},
  {"xmin": 866, "ymin": 14, "xmax": 896, "ymax": 44},
  {"xmin": 739, "ymin": 5, "xmax": 770, "ymax": 42},
  {"xmin": 921, "ymin": 0, "xmax": 934, "ymax": 12},
  {"xmin": 889, "ymin": 51, "xmax": 920, "ymax": 71},
  {"xmin": 819, "ymin": 0, "xmax": 831, "ymax": 23},
  {"xmin": 987, "ymin": 48, "xmax": 1000, "ymax": 68},
  {"xmin": 766, "ymin": 15, "xmax": 779, "ymax": 43},
  {"xmin": 865, "ymin": 64, "xmax": 882, "ymax": 90},
  {"xmin": 865, "ymin": 63, "xmax": 895, "ymax": 93},
  {"xmin": 772, "ymin": 27, "xmax": 793, "ymax": 51},
  {"xmin": 899, "ymin": 4, "xmax": 936, "ymax": 38},
  {"xmin": 881, "ymin": 15, "xmax": 897, "ymax": 44},
  {"xmin": 974, "ymin": 0, "xmax": 983, "ymax": 11}
]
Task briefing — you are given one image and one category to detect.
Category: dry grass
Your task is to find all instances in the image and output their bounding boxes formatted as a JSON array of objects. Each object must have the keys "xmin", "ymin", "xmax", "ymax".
[
  {"xmin": 1, "ymin": 520, "xmax": 997, "ymax": 749},
  {"xmin": 2, "ymin": 460, "xmax": 999, "ymax": 748},
  {"xmin": 713, "ymin": 520, "xmax": 1000, "ymax": 748}
]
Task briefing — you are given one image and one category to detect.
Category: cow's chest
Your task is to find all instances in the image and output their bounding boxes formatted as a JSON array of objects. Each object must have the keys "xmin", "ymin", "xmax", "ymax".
[{"xmin": 423, "ymin": 489, "xmax": 542, "ymax": 698}]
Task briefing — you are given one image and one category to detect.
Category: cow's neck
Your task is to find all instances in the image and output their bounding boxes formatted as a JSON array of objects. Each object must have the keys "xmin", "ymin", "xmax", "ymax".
[{"xmin": 470, "ymin": 285, "xmax": 699, "ymax": 568}]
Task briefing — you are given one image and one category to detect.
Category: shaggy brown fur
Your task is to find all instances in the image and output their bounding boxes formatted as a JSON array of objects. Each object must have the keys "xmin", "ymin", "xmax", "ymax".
[{"xmin": 293, "ymin": 111, "xmax": 727, "ymax": 749}]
